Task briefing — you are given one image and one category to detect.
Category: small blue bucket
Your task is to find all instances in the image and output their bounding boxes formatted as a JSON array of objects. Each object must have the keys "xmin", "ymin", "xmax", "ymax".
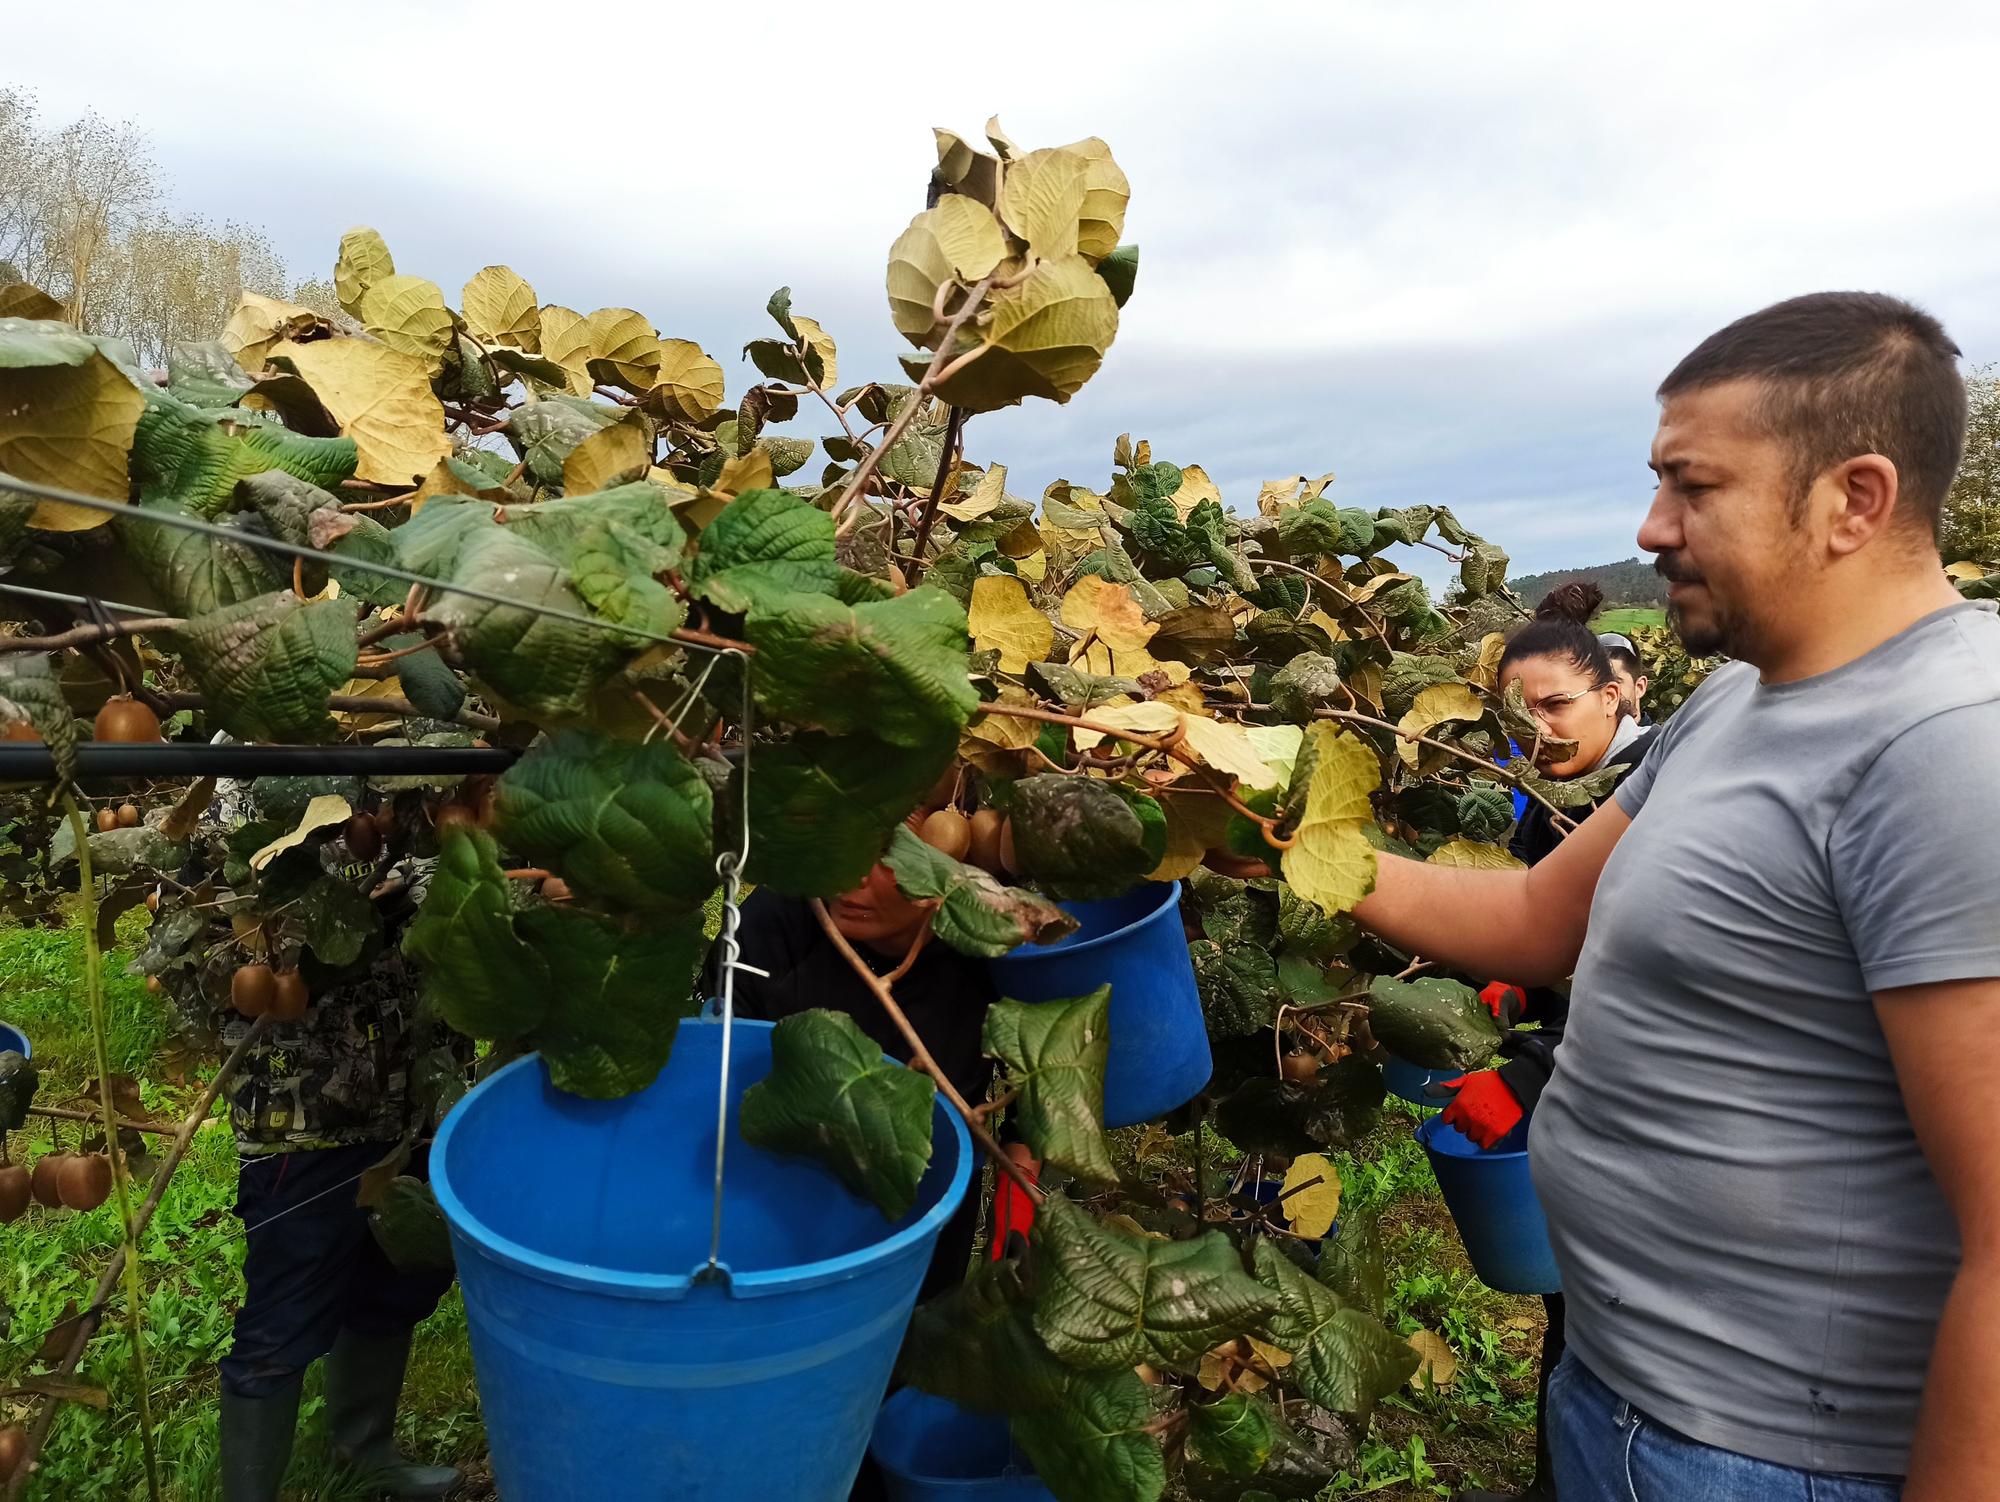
[
  {"xmin": 1381, "ymin": 1055, "xmax": 1455, "ymax": 1108},
  {"xmin": 987, "ymin": 882, "xmax": 1209, "ymax": 1128},
  {"xmin": 870, "ymin": 1389, "xmax": 1054, "ymax": 1500},
  {"xmin": 0, "ymin": 1023, "xmax": 29, "ymax": 1059},
  {"xmin": 1417, "ymin": 1114, "xmax": 1561, "ymax": 1294},
  {"xmin": 432, "ymin": 1017, "xmax": 973, "ymax": 1501}
]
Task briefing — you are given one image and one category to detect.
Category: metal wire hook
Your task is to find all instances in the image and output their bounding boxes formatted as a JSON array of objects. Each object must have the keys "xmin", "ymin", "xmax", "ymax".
[{"xmin": 699, "ymin": 650, "xmax": 757, "ymax": 1278}]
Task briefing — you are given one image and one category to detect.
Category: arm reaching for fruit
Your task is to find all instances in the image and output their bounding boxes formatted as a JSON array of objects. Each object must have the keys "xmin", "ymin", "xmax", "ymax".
[{"xmin": 1353, "ymin": 798, "xmax": 1632, "ymax": 986}]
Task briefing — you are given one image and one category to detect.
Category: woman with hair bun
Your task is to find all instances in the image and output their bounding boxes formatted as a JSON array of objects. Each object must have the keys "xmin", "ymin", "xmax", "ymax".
[{"xmin": 1444, "ymin": 580, "xmax": 1656, "ymax": 1502}]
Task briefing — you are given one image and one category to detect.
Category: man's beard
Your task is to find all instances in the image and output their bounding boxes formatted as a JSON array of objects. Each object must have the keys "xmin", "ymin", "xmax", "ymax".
[{"xmin": 1658, "ymin": 551, "xmax": 1738, "ymax": 658}]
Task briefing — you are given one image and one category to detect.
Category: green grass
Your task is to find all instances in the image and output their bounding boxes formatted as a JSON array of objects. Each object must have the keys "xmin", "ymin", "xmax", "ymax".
[
  {"xmin": 0, "ymin": 908, "xmax": 485, "ymax": 1501},
  {"xmin": 1592, "ymin": 606, "xmax": 1665, "ymax": 635}
]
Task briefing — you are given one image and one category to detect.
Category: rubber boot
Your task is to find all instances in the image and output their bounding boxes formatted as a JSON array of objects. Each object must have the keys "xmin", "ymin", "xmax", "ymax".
[
  {"xmin": 324, "ymin": 1327, "xmax": 462, "ymax": 1499},
  {"xmin": 218, "ymin": 1376, "xmax": 302, "ymax": 1502}
]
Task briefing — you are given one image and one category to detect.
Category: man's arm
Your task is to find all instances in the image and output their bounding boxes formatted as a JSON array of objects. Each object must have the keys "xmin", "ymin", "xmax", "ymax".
[
  {"xmin": 1353, "ymin": 798, "xmax": 1631, "ymax": 986},
  {"xmin": 1878, "ymin": 977, "xmax": 2000, "ymax": 1501}
]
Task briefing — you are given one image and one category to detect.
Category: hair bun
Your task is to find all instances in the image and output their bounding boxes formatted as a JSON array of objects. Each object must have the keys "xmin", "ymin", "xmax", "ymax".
[{"xmin": 1535, "ymin": 580, "xmax": 1604, "ymax": 624}]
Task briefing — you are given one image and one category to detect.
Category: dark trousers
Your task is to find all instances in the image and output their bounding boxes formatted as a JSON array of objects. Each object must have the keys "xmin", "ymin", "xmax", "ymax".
[
  {"xmin": 1538, "ymin": 1291, "xmax": 1566, "ymax": 1489},
  {"xmin": 219, "ymin": 1141, "xmax": 454, "ymax": 1400}
]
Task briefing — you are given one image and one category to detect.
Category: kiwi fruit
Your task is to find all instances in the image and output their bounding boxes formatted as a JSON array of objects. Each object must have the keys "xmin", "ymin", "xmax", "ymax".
[
  {"xmin": 145, "ymin": 975, "xmax": 163, "ymax": 995},
  {"xmin": 144, "ymin": 889, "xmax": 160, "ymax": 914},
  {"xmin": 95, "ymin": 807, "xmax": 118, "ymax": 834},
  {"xmin": 919, "ymin": 808, "xmax": 972, "ymax": 861},
  {"xmin": 0, "ymin": 1423, "xmax": 25, "ymax": 1482},
  {"xmin": 269, "ymin": 970, "xmax": 310, "ymax": 1024},
  {"xmin": 433, "ymin": 804, "xmax": 477, "ymax": 834},
  {"xmin": 343, "ymin": 812, "xmax": 383, "ymax": 861},
  {"xmin": 231, "ymin": 963, "xmax": 276, "ymax": 1019},
  {"xmin": 0, "ymin": 1165, "xmax": 29, "ymax": 1223},
  {"xmin": 0, "ymin": 721, "xmax": 37, "ymax": 742},
  {"xmin": 1279, "ymin": 1052, "xmax": 1322, "ymax": 1084},
  {"xmin": 30, "ymin": 1154, "xmax": 68, "ymax": 1208},
  {"xmin": 93, "ymin": 696, "xmax": 162, "ymax": 744},
  {"xmin": 966, "ymin": 809, "xmax": 1006, "ymax": 872},
  {"xmin": 998, "ymin": 817, "xmax": 1018, "ymax": 875},
  {"xmin": 116, "ymin": 802, "xmax": 141, "ymax": 829},
  {"xmin": 58, "ymin": 1153, "xmax": 112, "ymax": 1212},
  {"xmin": 541, "ymin": 876, "xmax": 574, "ymax": 903}
]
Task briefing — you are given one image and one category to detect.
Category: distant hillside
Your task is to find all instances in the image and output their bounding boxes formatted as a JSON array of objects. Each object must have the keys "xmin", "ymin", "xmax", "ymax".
[{"xmin": 1506, "ymin": 556, "xmax": 1666, "ymax": 608}]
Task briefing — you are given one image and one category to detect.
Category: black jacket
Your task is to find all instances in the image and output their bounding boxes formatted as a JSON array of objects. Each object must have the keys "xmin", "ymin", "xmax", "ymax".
[{"xmin": 1494, "ymin": 726, "xmax": 1656, "ymax": 1111}]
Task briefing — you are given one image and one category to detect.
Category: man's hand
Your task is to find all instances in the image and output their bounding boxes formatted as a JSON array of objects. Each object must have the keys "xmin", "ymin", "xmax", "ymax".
[
  {"xmin": 1438, "ymin": 1070, "xmax": 1524, "ymax": 1148},
  {"xmin": 1479, "ymin": 982, "xmax": 1527, "ymax": 1023}
]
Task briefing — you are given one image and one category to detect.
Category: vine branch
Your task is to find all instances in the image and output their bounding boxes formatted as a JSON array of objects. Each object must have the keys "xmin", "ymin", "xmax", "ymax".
[
  {"xmin": 906, "ymin": 404, "xmax": 966, "ymax": 583},
  {"xmin": 1313, "ymin": 708, "xmax": 1578, "ymax": 832}
]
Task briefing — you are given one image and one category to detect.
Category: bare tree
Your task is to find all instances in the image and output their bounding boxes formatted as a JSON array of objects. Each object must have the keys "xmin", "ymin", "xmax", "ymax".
[{"xmin": 1943, "ymin": 365, "xmax": 2000, "ymax": 564}]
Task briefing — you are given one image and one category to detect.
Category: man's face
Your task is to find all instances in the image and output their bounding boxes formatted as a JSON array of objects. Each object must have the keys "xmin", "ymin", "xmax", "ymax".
[
  {"xmin": 827, "ymin": 848, "xmax": 931, "ymax": 951},
  {"xmin": 1609, "ymin": 662, "xmax": 1646, "ymax": 717},
  {"xmin": 1639, "ymin": 379, "xmax": 1814, "ymax": 661}
]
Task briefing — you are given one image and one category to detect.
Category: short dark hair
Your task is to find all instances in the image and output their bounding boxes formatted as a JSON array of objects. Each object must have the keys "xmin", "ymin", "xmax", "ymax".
[
  {"xmin": 1599, "ymin": 635, "xmax": 1645, "ymax": 680},
  {"xmin": 1657, "ymin": 292, "xmax": 1966, "ymax": 533}
]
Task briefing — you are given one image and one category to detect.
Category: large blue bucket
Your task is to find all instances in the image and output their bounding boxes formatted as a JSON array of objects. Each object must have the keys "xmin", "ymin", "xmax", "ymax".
[
  {"xmin": 431, "ymin": 1017, "xmax": 973, "ymax": 1501},
  {"xmin": 1417, "ymin": 1114, "xmax": 1561, "ymax": 1294},
  {"xmin": 870, "ymin": 1389, "xmax": 1054, "ymax": 1500},
  {"xmin": 987, "ymin": 881, "xmax": 1208, "ymax": 1128},
  {"xmin": 0, "ymin": 1023, "xmax": 29, "ymax": 1059},
  {"xmin": 1381, "ymin": 1055, "xmax": 1454, "ymax": 1107}
]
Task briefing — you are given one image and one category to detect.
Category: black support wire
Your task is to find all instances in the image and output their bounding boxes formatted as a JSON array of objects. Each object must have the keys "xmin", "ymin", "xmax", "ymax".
[{"xmin": 0, "ymin": 743, "xmax": 521, "ymax": 780}]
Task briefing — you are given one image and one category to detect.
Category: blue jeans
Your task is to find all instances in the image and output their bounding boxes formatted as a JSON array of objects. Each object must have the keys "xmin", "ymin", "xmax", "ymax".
[{"xmin": 1546, "ymin": 1353, "xmax": 1903, "ymax": 1501}]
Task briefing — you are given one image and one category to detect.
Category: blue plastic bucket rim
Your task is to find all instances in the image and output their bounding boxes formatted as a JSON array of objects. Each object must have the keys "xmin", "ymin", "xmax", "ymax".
[
  {"xmin": 989, "ymin": 880, "xmax": 1181, "ymax": 965},
  {"xmin": 429, "ymin": 1018, "xmax": 974, "ymax": 1303},
  {"xmin": 0, "ymin": 1023, "xmax": 27, "ymax": 1059},
  {"xmin": 1416, "ymin": 1111, "xmax": 1528, "ymax": 1162}
]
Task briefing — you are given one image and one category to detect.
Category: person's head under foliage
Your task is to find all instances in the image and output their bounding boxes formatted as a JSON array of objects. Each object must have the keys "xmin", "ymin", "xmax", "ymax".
[
  {"xmin": 825, "ymin": 807, "xmax": 945, "ymax": 956},
  {"xmin": 1500, "ymin": 581, "xmax": 1631, "ymax": 776},
  {"xmin": 1599, "ymin": 633, "xmax": 1649, "ymax": 718}
]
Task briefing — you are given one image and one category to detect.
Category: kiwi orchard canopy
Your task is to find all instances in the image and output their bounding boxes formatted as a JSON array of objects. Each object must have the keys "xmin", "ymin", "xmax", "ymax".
[{"xmin": 0, "ymin": 112, "xmax": 1993, "ymax": 1502}]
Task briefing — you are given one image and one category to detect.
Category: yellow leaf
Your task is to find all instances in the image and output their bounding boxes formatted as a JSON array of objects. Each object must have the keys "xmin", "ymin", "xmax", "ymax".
[
  {"xmin": 1061, "ymin": 136, "xmax": 1131, "ymax": 264},
  {"xmin": 1059, "ymin": 576, "xmax": 1156, "ymax": 653},
  {"xmin": 585, "ymin": 307, "xmax": 660, "ymax": 392},
  {"xmin": 1243, "ymin": 724, "xmax": 1304, "ymax": 789},
  {"xmin": 334, "ymin": 227, "xmax": 395, "ymax": 318},
  {"xmin": 961, "ymin": 686, "xmax": 1042, "ymax": 772},
  {"xmin": 1013, "ymin": 549, "xmax": 1048, "ymax": 584},
  {"xmin": 330, "ymin": 675, "xmax": 403, "ymax": 729},
  {"xmin": 1150, "ymin": 791, "xmax": 1235, "ymax": 881},
  {"xmin": 1176, "ymin": 714, "xmax": 1275, "ymax": 786},
  {"xmin": 649, "ymin": 339, "xmax": 724, "ymax": 423},
  {"xmin": 934, "ymin": 254, "xmax": 1119, "ymax": 413},
  {"xmin": 1278, "ymin": 1153, "xmax": 1342, "ymax": 1239},
  {"xmin": 714, "ymin": 447, "xmax": 774, "ymax": 496},
  {"xmin": 0, "ymin": 282, "xmax": 63, "ymax": 320},
  {"xmin": 1243, "ymin": 1336, "xmax": 1293, "ymax": 1373},
  {"xmin": 1, "ymin": 347, "xmax": 145, "ymax": 531},
  {"xmin": 538, "ymin": 304, "xmax": 596, "ymax": 395},
  {"xmin": 933, "ymin": 128, "xmax": 1001, "ymax": 205},
  {"xmin": 221, "ymin": 291, "xmax": 320, "ymax": 374},
  {"xmin": 793, "ymin": 315, "xmax": 838, "ymax": 392},
  {"xmin": 1173, "ymin": 463, "xmax": 1223, "ymax": 522},
  {"xmin": 942, "ymin": 463, "xmax": 1007, "ymax": 523},
  {"xmin": 407, "ymin": 458, "xmax": 486, "ymax": 515},
  {"xmin": 1306, "ymin": 609, "xmax": 1348, "ymax": 640},
  {"xmin": 1073, "ymin": 700, "xmax": 1180, "ymax": 752},
  {"xmin": 998, "ymin": 147, "xmax": 1088, "ymax": 261},
  {"xmin": 1257, "ymin": 477, "xmax": 1305, "ymax": 515},
  {"xmin": 1944, "ymin": 560, "xmax": 1987, "ymax": 581},
  {"xmin": 563, "ymin": 410, "xmax": 652, "ymax": 494},
  {"xmin": 1397, "ymin": 682, "xmax": 1486, "ymax": 768},
  {"xmin": 1466, "ymin": 631, "xmax": 1508, "ymax": 692},
  {"xmin": 1407, "ymin": 1328, "xmax": 1458, "ymax": 1390},
  {"xmin": 1349, "ymin": 661, "xmax": 1384, "ymax": 711},
  {"xmin": 968, "ymin": 575, "xmax": 1053, "ymax": 673},
  {"xmin": 1350, "ymin": 571, "xmax": 1413, "ymax": 602},
  {"xmin": 1429, "ymin": 838, "xmax": 1525, "ymax": 871},
  {"xmin": 250, "ymin": 794, "xmax": 351, "ymax": 872},
  {"xmin": 359, "ymin": 274, "xmax": 456, "ymax": 372},
  {"xmin": 1280, "ymin": 725, "xmax": 1380, "ymax": 916},
  {"xmin": 273, "ymin": 338, "xmax": 451, "ymax": 485},
  {"xmin": 885, "ymin": 198, "xmax": 1010, "ymax": 342},
  {"xmin": 462, "ymin": 265, "xmax": 541, "ymax": 352},
  {"xmin": 1152, "ymin": 680, "xmax": 1205, "ymax": 712},
  {"xmin": 996, "ymin": 518, "xmax": 1043, "ymax": 560}
]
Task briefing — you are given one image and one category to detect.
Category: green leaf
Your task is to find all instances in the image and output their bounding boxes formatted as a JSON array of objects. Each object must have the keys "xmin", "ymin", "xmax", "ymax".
[
  {"xmin": 1253, "ymin": 1239, "xmax": 1417, "ymax": 1413},
  {"xmin": 0, "ymin": 656, "xmax": 80, "ymax": 786},
  {"xmin": 494, "ymin": 730, "xmax": 714, "ymax": 914},
  {"xmin": 298, "ymin": 875, "xmax": 380, "ymax": 968},
  {"xmin": 743, "ymin": 586, "xmax": 978, "ymax": 751},
  {"xmin": 1455, "ymin": 781, "xmax": 1515, "ymax": 842},
  {"xmin": 738, "ymin": 731, "xmax": 953, "ymax": 898},
  {"xmin": 167, "ymin": 340, "xmax": 253, "ymax": 408},
  {"xmin": 1213, "ymin": 1060, "xmax": 1384, "ymax": 1158},
  {"xmin": 174, "ymin": 592, "xmax": 358, "ymax": 743},
  {"xmin": 118, "ymin": 500, "xmax": 284, "ymax": 618},
  {"xmin": 1008, "ymin": 776, "xmax": 1165, "ymax": 900},
  {"xmin": 502, "ymin": 479, "xmax": 689, "ymax": 573},
  {"xmin": 882, "ymin": 825, "xmax": 1076, "ymax": 957},
  {"xmin": 520, "ymin": 902, "xmax": 705, "ymax": 1098},
  {"xmin": 1267, "ymin": 654, "xmax": 1346, "ymax": 726},
  {"xmin": 1277, "ymin": 885, "xmax": 1357, "ymax": 961},
  {"xmin": 1316, "ymin": 1207, "xmax": 1387, "ymax": 1319},
  {"xmin": 686, "ymin": 487, "xmax": 847, "ymax": 611},
  {"xmin": 1186, "ymin": 1393, "xmax": 1278, "ymax": 1478},
  {"xmin": 375, "ymin": 632, "xmax": 464, "ymax": 719},
  {"xmin": 402, "ymin": 827, "xmax": 550, "ymax": 1039},
  {"xmin": 1031, "ymin": 1194, "xmax": 1276, "ymax": 1371},
  {"xmin": 738, "ymin": 1008, "xmax": 937, "ymax": 1219},
  {"xmin": 1365, "ymin": 974, "xmax": 1501, "ymax": 1072},
  {"xmin": 506, "ymin": 397, "xmax": 616, "ymax": 488},
  {"xmin": 368, "ymin": 1177, "xmax": 455, "ymax": 1272},
  {"xmin": 1095, "ymin": 243, "xmax": 1139, "ymax": 308},
  {"xmin": 982, "ymin": 988, "xmax": 1115, "ymax": 1182},
  {"xmin": 1010, "ymin": 1368, "xmax": 1166, "ymax": 1502},
  {"xmin": 1192, "ymin": 940, "xmax": 1279, "ymax": 1037}
]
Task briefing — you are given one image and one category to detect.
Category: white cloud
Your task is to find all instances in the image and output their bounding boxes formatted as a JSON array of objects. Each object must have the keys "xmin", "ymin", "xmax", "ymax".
[{"xmin": 10, "ymin": 0, "xmax": 1997, "ymax": 575}]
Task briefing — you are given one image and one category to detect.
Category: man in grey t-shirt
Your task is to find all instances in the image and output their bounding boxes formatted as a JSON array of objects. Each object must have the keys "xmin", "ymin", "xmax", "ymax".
[{"xmin": 1357, "ymin": 292, "xmax": 1999, "ymax": 1502}]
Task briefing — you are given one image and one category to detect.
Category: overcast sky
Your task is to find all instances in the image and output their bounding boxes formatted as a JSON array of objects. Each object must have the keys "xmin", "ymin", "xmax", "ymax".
[{"xmin": 12, "ymin": 0, "xmax": 1999, "ymax": 581}]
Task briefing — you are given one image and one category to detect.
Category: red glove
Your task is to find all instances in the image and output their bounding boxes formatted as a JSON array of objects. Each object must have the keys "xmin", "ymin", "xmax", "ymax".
[
  {"xmin": 1439, "ymin": 1070, "xmax": 1524, "ymax": 1149},
  {"xmin": 987, "ymin": 1144, "xmax": 1041, "ymax": 1260},
  {"xmin": 1479, "ymin": 981, "xmax": 1526, "ymax": 1023}
]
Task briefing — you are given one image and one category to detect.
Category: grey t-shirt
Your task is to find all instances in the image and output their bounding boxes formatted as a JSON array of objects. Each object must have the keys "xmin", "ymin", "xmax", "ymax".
[{"xmin": 1531, "ymin": 599, "xmax": 2000, "ymax": 1476}]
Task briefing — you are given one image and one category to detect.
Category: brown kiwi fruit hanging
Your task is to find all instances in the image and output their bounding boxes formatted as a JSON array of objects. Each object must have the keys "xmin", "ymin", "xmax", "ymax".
[
  {"xmin": 343, "ymin": 812, "xmax": 383, "ymax": 861},
  {"xmin": 144, "ymin": 888, "xmax": 160, "ymax": 914},
  {"xmin": 998, "ymin": 817, "xmax": 1018, "ymax": 875},
  {"xmin": 268, "ymin": 970, "xmax": 310, "ymax": 1024},
  {"xmin": 919, "ymin": 808, "xmax": 972, "ymax": 861},
  {"xmin": 116, "ymin": 802, "xmax": 141, "ymax": 829},
  {"xmin": 1279, "ymin": 1052, "xmax": 1322, "ymax": 1084},
  {"xmin": 966, "ymin": 809, "xmax": 1006, "ymax": 872},
  {"xmin": 541, "ymin": 876, "xmax": 574, "ymax": 903},
  {"xmin": 58, "ymin": 1153, "xmax": 112, "ymax": 1212},
  {"xmin": 93, "ymin": 696, "xmax": 162, "ymax": 744},
  {"xmin": 433, "ymin": 803, "xmax": 477, "ymax": 834},
  {"xmin": 0, "ymin": 721, "xmax": 39, "ymax": 742},
  {"xmin": 0, "ymin": 1423, "xmax": 25, "ymax": 1482},
  {"xmin": 231, "ymin": 963, "xmax": 276, "ymax": 1019},
  {"xmin": 145, "ymin": 975, "xmax": 163, "ymax": 995},
  {"xmin": 30, "ymin": 1153, "xmax": 69, "ymax": 1208},
  {"xmin": 95, "ymin": 807, "xmax": 118, "ymax": 834},
  {"xmin": 0, "ymin": 1164, "xmax": 29, "ymax": 1223}
]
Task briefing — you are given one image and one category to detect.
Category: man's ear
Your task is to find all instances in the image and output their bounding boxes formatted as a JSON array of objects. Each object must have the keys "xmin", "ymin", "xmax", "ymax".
[{"xmin": 1826, "ymin": 453, "xmax": 1900, "ymax": 557}]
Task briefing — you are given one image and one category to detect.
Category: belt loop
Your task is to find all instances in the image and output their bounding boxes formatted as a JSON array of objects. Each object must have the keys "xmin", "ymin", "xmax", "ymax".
[{"xmin": 1614, "ymin": 1397, "xmax": 1634, "ymax": 1429}]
